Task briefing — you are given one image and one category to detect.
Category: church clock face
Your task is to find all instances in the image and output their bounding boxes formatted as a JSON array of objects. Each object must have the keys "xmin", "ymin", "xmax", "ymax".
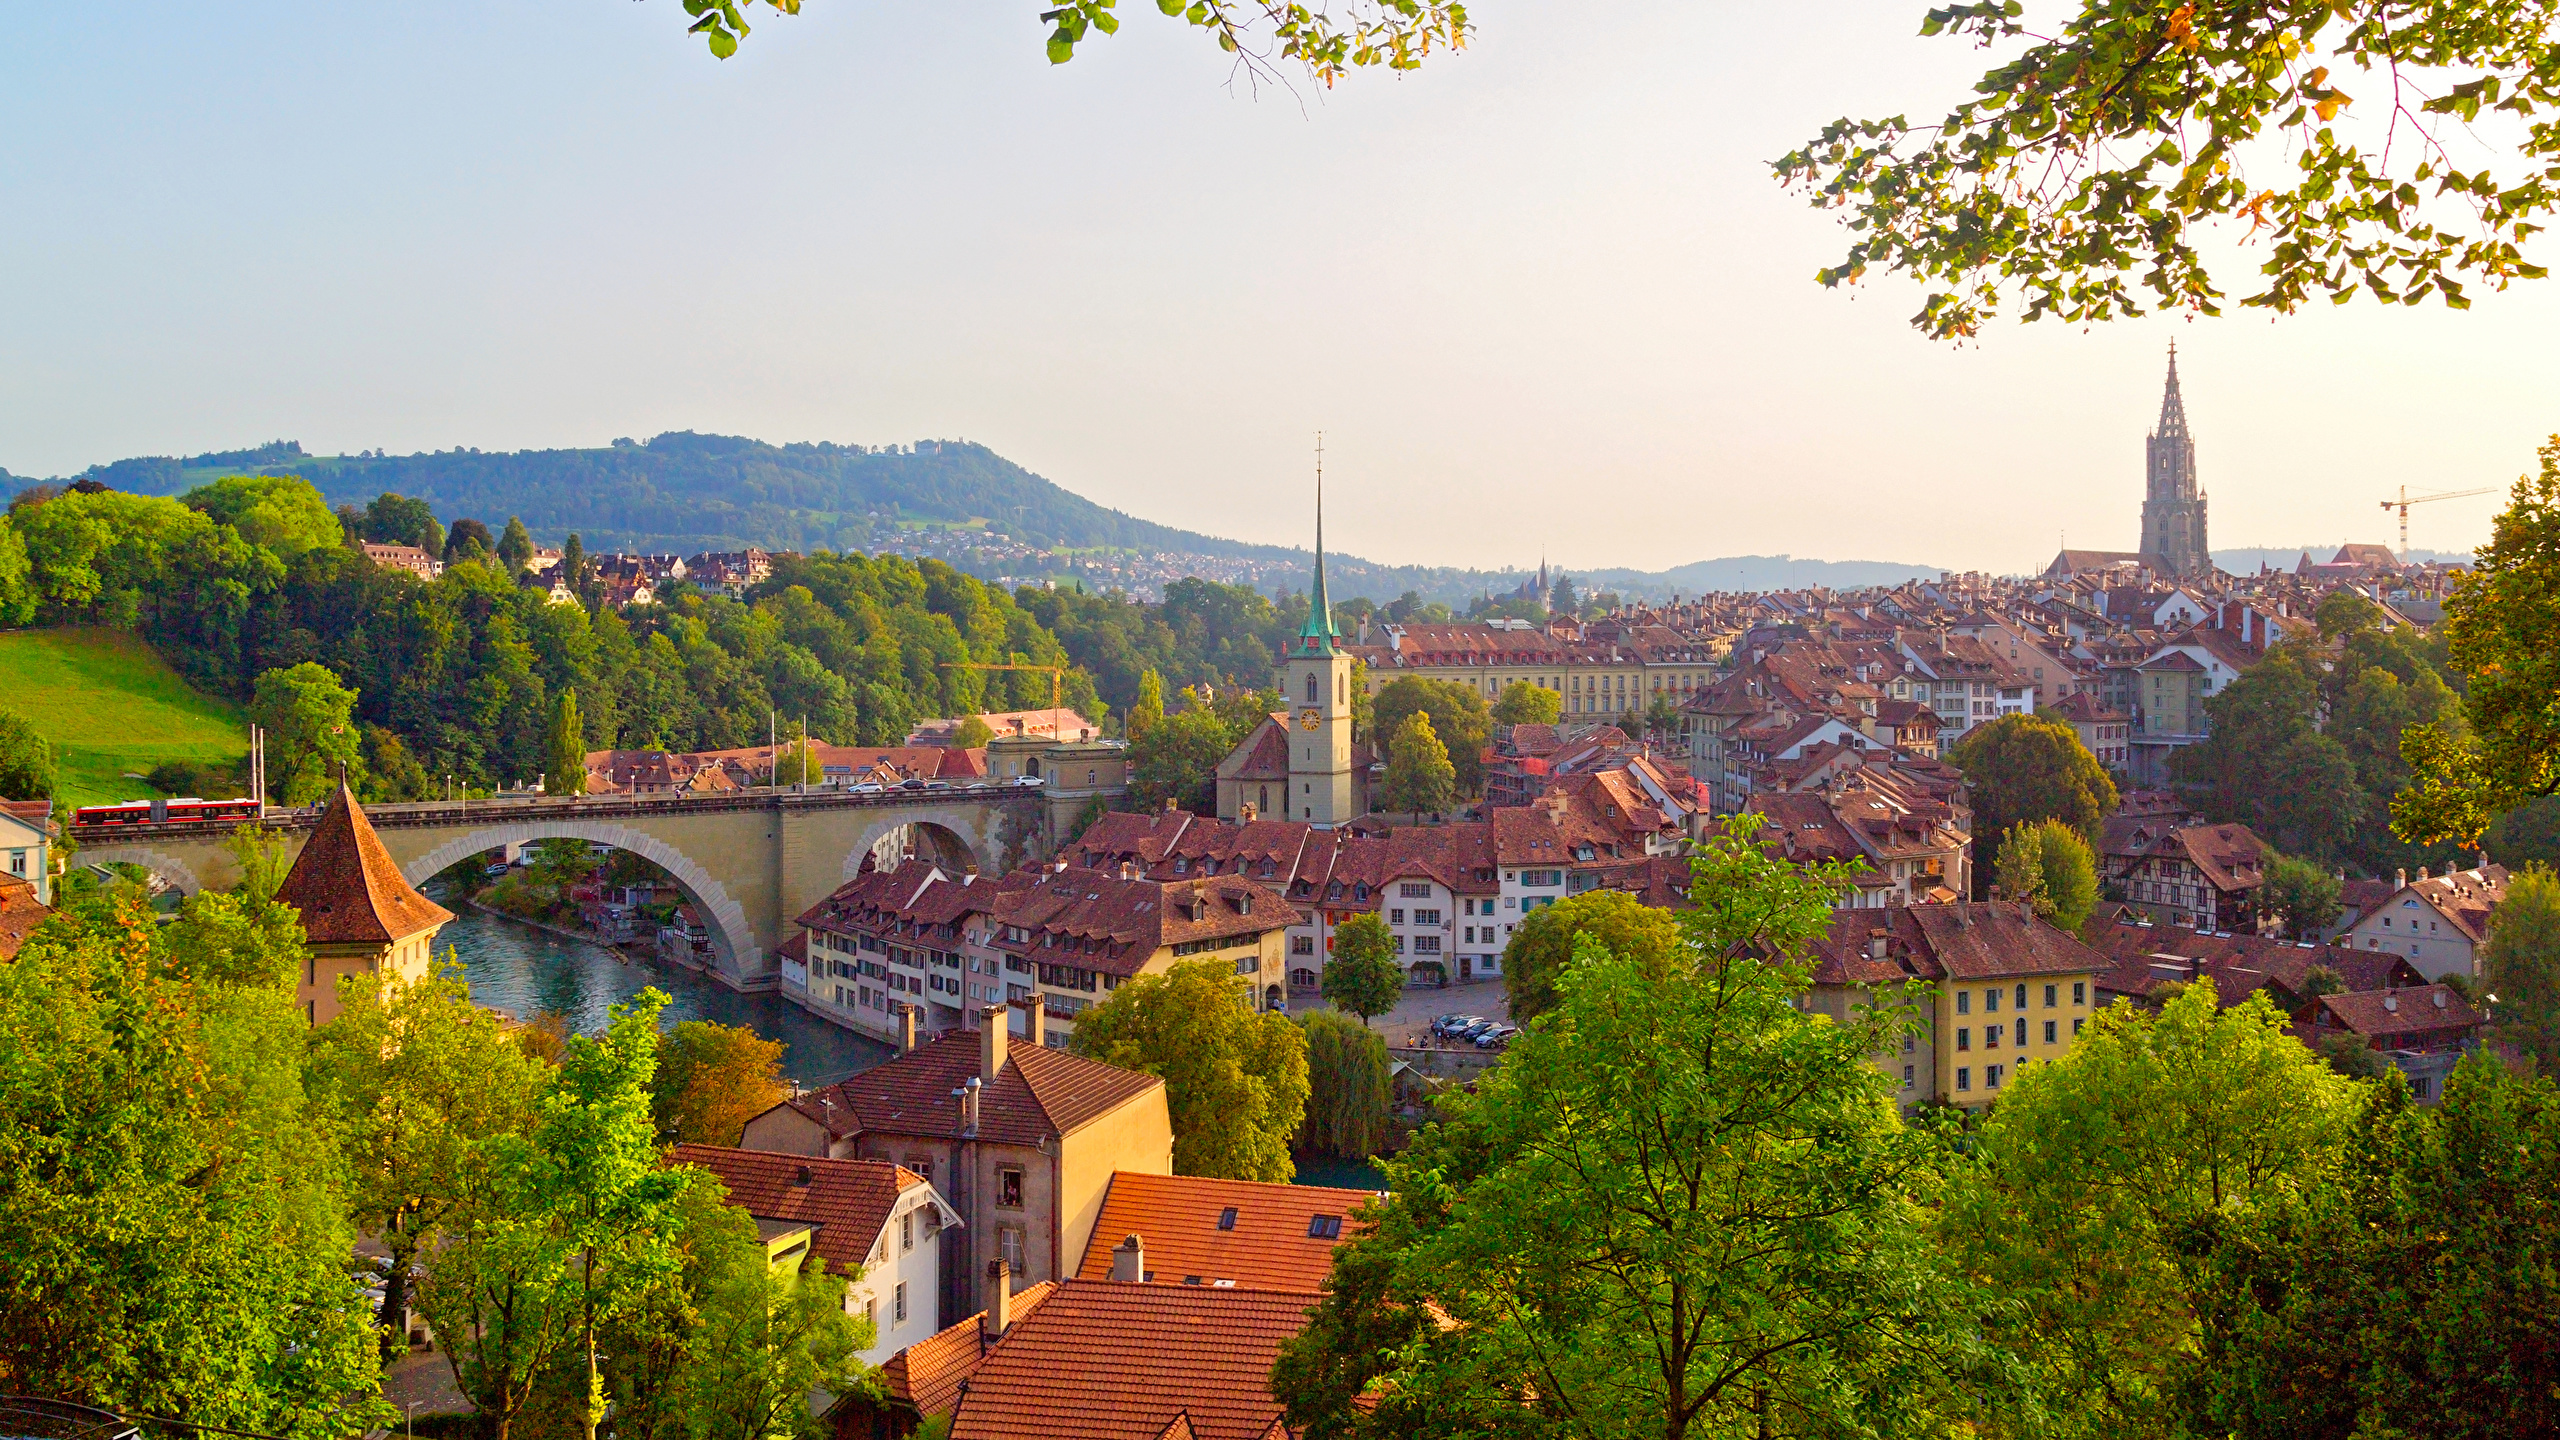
[{"xmin": 1296, "ymin": 708, "xmax": 1323, "ymax": 731}]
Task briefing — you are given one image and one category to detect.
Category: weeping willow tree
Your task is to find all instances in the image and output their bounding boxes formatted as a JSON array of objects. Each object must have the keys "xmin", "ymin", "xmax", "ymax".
[{"xmin": 1300, "ymin": 1011, "xmax": 1391, "ymax": 1160}]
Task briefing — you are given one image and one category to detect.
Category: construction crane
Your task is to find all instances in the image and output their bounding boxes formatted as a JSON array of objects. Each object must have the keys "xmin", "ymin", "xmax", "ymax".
[
  {"xmin": 2380, "ymin": 484, "xmax": 2498, "ymax": 558},
  {"xmin": 938, "ymin": 661, "xmax": 1068, "ymax": 716}
]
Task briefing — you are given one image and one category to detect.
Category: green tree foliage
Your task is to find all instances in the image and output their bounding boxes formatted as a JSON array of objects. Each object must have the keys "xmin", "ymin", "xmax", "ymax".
[
  {"xmin": 311, "ymin": 961, "xmax": 551, "ymax": 1357},
  {"xmin": 2168, "ymin": 650, "xmax": 2363, "ymax": 863},
  {"xmin": 2188, "ymin": 1058, "xmax": 2560, "ymax": 1437},
  {"xmin": 949, "ymin": 713, "xmax": 994, "ymax": 748},
  {"xmin": 1299, "ymin": 1011, "xmax": 1392, "ymax": 1160},
  {"xmin": 1950, "ymin": 712, "xmax": 2119, "ymax": 885},
  {"xmin": 1378, "ymin": 709, "xmax": 1456, "ymax": 818},
  {"xmin": 362, "ymin": 491, "xmax": 444, "ymax": 555},
  {"xmin": 1547, "ymin": 573, "xmax": 1579, "ymax": 617},
  {"xmin": 363, "ymin": 724, "xmax": 435, "ymax": 803},
  {"xmin": 1500, "ymin": 887, "xmax": 1687, "ymax": 1026},
  {"xmin": 183, "ymin": 474, "xmax": 343, "ymax": 559},
  {"xmin": 1996, "ymin": 818, "xmax": 2100, "ymax": 934},
  {"xmin": 650, "ymin": 1019, "xmax": 789, "ymax": 1146},
  {"xmin": 547, "ymin": 688, "xmax": 589, "ymax": 796},
  {"xmin": 498, "ymin": 515, "xmax": 537, "ymax": 574},
  {"xmin": 421, "ymin": 990, "xmax": 685, "ymax": 1440},
  {"xmin": 444, "ymin": 517, "xmax": 496, "ymax": 565},
  {"xmin": 2481, "ymin": 865, "xmax": 2560, "ymax": 1070},
  {"xmin": 2490, "ymin": 796, "xmax": 2560, "ymax": 869},
  {"xmin": 0, "ymin": 895, "xmax": 389, "ymax": 1437},
  {"xmin": 1070, "ymin": 959, "xmax": 1310, "ymax": 1183},
  {"xmin": 251, "ymin": 661, "xmax": 363, "ymax": 804},
  {"xmin": 0, "ymin": 705, "xmax": 54, "ymax": 800},
  {"xmin": 1017, "ymin": 580, "xmax": 1289, "ymax": 720},
  {"xmin": 2401, "ymin": 440, "xmax": 2560, "ymax": 845},
  {"xmin": 2263, "ymin": 851, "xmax": 2345, "ymax": 939},
  {"xmin": 1127, "ymin": 708, "xmax": 1234, "ymax": 814},
  {"xmin": 677, "ymin": 0, "xmax": 1467, "ymax": 84},
  {"xmin": 1321, "ymin": 913, "xmax": 1404, "ymax": 1023},
  {"xmin": 1781, "ymin": 2, "xmax": 2560, "ymax": 340},
  {"xmin": 1273, "ymin": 820, "xmax": 1984, "ymax": 1439},
  {"xmin": 1125, "ymin": 667, "xmax": 1165, "ymax": 739},
  {"xmin": 1943, "ymin": 980, "xmax": 2357, "ymax": 1437},
  {"xmin": 1489, "ymin": 680, "xmax": 1562, "ymax": 727}
]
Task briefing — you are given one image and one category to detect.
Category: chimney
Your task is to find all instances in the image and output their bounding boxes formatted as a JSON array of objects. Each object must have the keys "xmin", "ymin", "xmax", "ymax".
[
  {"xmin": 981, "ymin": 1005, "xmax": 1009, "ymax": 1082},
  {"xmin": 2432, "ymin": 989, "xmax": 2448, "ymax": 1009},
  {"xmin": 1240, "ymin": 801, "xmax": 1258, "ymax": 823},
  {"xmin": 2383, "ymin": 993, "xmax": 2399, "ymax": 1012},
  {"xmin": 1110, "ymin": 1233, "xmax": 1145, "ymax": 1283},
  {"xmin": 900, "ymin": 1005, "xmax": 919, "ymax": 1052},
  {"xmin": 1120, "ymin": 859, "xmax": 1140, "ymax": 881},
  {"xmin": 958, "ymin": 1074, "xmax": 982, "ymax": 1133},
  {"xmin": 1867, "ymin": 930, "xmax": 1887, "ymax": 961},
  {"xmin": 2419, "ymin": 866, "xmax": 2430, "ymax": 882},
  {"xmin": 982, "ymin": 1258, "xmax": 1013, "ymax": 1339},
  {"xmin": 1020, "ymin": 998, "xmax": 1045, "ymax": 1048},
  {"xmin": 2396, "ymin": 868, "xmax": 2408, "ymax": 890}
]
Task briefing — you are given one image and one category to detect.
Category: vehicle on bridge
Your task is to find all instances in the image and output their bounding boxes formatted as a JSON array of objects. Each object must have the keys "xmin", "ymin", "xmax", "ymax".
[{"xmin": 73, "ymin": 797, "xmax": 261, "ymax": 829}]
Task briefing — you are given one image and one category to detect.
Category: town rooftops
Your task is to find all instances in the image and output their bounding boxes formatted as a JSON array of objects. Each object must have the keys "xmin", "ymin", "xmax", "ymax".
[
  {"xmin": 2311, "ymin": 984, "xmax": 2480, "ymax": 1045},
  {"xmin": 986, "ymin": 865, "xmax": 1299, "ymax": 977},
  {"xmin": 0, "ymin": 875, "xmax": 48, "ymax": 961},
  {"xmin": 772, "ymin": 1028, "xmax": 1165, "ymax": 1148},
  {"xmin": 1807, "ymin": 901, "xmax": 2103, "ymax": 987},
  {"xmin": 1073, "ymin": 1171, "xmax": 1377, "ymax": 1293},
  {"xmin": 274, "ymin": 784, "xmax": 453, "ymax": 947},
  {"xmin": 878, "ymin": 1281, "xmax": 1060, "ymax": 1419},
  {"xmin": 943, "ymin": 1279, "xmax": 1314, "ymax": 1440},
  {"xmin": 671, "ymin": 1144, "xmax": 943, "ymax": 1278}
]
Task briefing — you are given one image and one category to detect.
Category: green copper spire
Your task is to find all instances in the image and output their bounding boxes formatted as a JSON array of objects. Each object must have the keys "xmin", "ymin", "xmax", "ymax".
[{"xmin": 1298, "ymin": 433, "xmax": 1337, "ymax": 655}]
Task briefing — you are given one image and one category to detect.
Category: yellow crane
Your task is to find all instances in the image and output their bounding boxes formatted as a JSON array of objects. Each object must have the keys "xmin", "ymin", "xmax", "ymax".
[
  {"xmin": 2380, "ymin": 484, "xmax": 2498, "ymax": 558},
  {"xmin": 938, "ymin": 661, "xmax": 1068, "ymax": 714}
]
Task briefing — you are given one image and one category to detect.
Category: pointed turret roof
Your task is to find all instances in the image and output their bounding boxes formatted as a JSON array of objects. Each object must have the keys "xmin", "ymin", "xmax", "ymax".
[
  {"xmin": 276, "ymin": 784, "xmax": 453, "ymax": 945},
  {"xmin": 2154, "ymin": 341, "xmax": 2190, "ymax": 439},
  {"xmin": 1295, "ymin": 441, "xmax": 1338, "ymax": 657}
]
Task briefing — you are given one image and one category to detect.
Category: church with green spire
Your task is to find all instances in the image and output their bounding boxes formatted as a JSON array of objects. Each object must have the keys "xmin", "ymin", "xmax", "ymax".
[{"xmin": 1278, "ymin": 459, "xmax": 1360, "ymax": 822}]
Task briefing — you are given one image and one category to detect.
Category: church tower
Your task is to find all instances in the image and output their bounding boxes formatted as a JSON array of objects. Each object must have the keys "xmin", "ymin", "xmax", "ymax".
[
  {"xmin": 1279, "ymin": 441, "xmax": 1357, "ymax": 825},
  {"xmin": 2139, "ymin": 343, "xmax": 2213, "ymax": 577}
]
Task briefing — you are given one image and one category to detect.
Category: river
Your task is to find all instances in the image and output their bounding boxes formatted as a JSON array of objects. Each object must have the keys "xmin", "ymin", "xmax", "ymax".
[{"xmin": 429, "ymin": 897, "xmax": 893, "ymax": 1086}]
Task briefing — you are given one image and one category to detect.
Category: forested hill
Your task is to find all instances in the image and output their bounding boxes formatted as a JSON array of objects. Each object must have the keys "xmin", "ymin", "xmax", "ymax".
[{"xmin": 55, "ymin": 433, "xmax": 1298, "ymax": 560}]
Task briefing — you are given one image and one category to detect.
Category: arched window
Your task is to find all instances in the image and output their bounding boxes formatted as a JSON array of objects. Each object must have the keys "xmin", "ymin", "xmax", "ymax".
[{"xmin": 1305, "ymin": 674, "xmax": 1318, "ymax": 703}]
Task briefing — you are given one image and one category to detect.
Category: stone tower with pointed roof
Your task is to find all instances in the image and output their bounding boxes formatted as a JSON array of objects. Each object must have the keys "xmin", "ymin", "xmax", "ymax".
[
  {"xmin": 1277, "ymin": 446, "xmax": 1359, "ymax": 825},
  {"xmin": 2139, "ymin": 343, "xmax": 2212, "ymax": 578},
  {"xmin": 276, "ymin": 783, "xmax": 454, "ymax": 1025}
]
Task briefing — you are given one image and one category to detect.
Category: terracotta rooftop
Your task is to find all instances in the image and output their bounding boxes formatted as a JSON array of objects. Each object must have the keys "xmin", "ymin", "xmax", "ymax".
[
  {"xmin": 945, "ymin": 1280, "xmax": 1315, "ymax": 1440},
  {"xmin": 0, "ymin": 874, "xmax": 48, "ymax": 961},
  {"xmin": 2312, "ymin": 984, "xmax": 2481, "ymax": 1043},
  {"xmin": 672, "ymin": 1144, "xmax": 936, "ymax": 1278},
  {"xmin": 777, "ymin": 1028, "xmax": 1164, "ymax": 1147},
  {"xmin": 1074, "ymin": 1171, "xmax": 1376, "ymax": 1293},
  {"xmin": 880, "ymin": 1282, "xmax": 1058, "ymax": 1417},
  {"xmin": 274, "ymin": 784, "xmax": 453, "ymax": 946}
]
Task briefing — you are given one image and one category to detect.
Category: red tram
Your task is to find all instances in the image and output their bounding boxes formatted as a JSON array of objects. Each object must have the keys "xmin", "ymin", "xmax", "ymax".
[{"xmin": 71, "ymin": 797, "xmax": 263, "ymax": 829}]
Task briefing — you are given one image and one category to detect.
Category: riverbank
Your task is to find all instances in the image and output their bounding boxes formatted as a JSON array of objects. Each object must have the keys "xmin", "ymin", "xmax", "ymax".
[{"xmin": 431, "ymin": 896, "xmax": 891, "ymax": 1084}]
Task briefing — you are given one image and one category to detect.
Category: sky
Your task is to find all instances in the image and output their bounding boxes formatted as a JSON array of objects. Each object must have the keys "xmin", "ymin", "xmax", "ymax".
[{"xmin": 2, "ymin": 1, "xmax": 2549, "ymax": 575}]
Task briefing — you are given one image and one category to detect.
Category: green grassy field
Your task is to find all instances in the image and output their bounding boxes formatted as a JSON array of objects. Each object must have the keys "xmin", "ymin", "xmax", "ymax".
[{"xmin": 0, "ymin": 627, "xmax": 249, "ymax": 808}]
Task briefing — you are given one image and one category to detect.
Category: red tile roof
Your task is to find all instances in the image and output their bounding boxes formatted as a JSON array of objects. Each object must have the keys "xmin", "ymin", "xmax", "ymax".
[
  {"xmin": 945, "ymin": 1281, "xmax": 1316, "ymax": 1440},
  {"xmin": 0, "ymin": 874, "xmax": 48, "ymax": 961},
  {"xmin": 777, "ymin": 1028, "xmax": 1164, "ymax": 1148},
  {"xmin": 1074, "ymin": 1172, "xmax": 1376, "ymax": 1292},
  {"xmin": 880, "ymin": 1282, "xmax": 1058, "ymax": 1416},
  {"xmin": 671, "ymin": 1144, "xmax": 934, "ymax": 1277},
  {"xmin": 275, "ymin": 785, "xmax": 452, "ymax": 946},
  {"xmin": 1807, "ymin": 902, "xmax": 2104, "ymax": 987}
]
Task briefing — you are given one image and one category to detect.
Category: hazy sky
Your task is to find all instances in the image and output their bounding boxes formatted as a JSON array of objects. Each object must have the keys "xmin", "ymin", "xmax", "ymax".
[{"xmin": 3, "ymin": 1, "xmax": 2549, "ymax": 574}]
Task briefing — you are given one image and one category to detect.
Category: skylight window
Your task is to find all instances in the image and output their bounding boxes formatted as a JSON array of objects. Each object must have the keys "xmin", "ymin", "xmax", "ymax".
[{"xmin": 1217, "ymin": 1207, "xmax": 1238, "ymax": 1230}]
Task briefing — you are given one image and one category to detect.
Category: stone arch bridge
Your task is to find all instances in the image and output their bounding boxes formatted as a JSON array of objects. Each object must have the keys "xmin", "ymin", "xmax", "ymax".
[{"xmin": 80, "ymin": 786, "xmax": 1058, "ymax": 990}]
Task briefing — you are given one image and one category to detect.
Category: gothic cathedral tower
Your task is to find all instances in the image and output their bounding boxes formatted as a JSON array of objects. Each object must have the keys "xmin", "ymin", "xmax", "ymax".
[
  {"xmin": 1279, "ymin": 442, "xmax": 1357, "ymax": 824},
  {"xmin": 2139, "ymin": 343, "xmax": 2213, "ymax": 577}
]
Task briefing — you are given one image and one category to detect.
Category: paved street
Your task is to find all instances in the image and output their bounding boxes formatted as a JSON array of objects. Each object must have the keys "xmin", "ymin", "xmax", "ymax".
[{"xmin": 1288, "ymin": 975, "xmax": 1513, "ymax": 1048}]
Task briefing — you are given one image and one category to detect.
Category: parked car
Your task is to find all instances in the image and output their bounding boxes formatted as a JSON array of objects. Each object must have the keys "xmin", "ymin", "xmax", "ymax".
[
  {"xmin": 1015, "ymin": 774, "xmax": 1046, "ymax": 787},
  {"xmin": 1453, "ymin": 1019, "xmax": 1499, "ymax": 1044},
  {"xmin": 1474, "ymin": 1025, "xmax": 1519, "ymax": 1050},
  {"xmin": 898, "ymin": 778, "xmax": 928, "ymax": 791},
  {"xmin": 1433, "ymin": 1015, "xmax": 1484, "ymax": 1039},
  {"xmin": 1428, "ymin": 1013, "xmax": 1467, "ymax": 1036}
]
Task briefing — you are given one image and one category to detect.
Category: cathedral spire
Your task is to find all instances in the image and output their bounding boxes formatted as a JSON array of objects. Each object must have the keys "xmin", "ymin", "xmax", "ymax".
[
  {"xmin": 1297, "ymin": 432, "xmax": 1337, "ymax": 654},
  {"xmin": 2155, "ymin": 339, "xmax": 2190, "ymax": 439}
]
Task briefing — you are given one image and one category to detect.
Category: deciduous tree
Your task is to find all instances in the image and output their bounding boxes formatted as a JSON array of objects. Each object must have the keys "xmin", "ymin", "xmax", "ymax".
[
  {"xmin": 1943, "ymin": 980, "xmax": 2356, "ymax": 1437},
  {"xmin": 1490, "ymin": 680, "xmax": 1561, "ymax": 727},
  {"xmin": 547, "ymin": 689, "xmax": 589, "ymax": 797},
  {"xmin": 1071, "ymin": 959, "xmax": 1309, "ymax": 1183},
  {"xmin": 2399, "ymin": 442, "xmax": 2560, "ymax": 845},
  {"xmin": 2481, "ymin": 865, "xmax": 2560, "ymax": 1069},
  {"xmin": 650, "ymin": 1019, "xmax": 789, "ymax": 1146},
  {"xmin": 1950, "ymin": 713, "xmax": 2119, "ymax": 886},
  {"xmin": 498, "ymin": 516, "xmax": 537, "ymax": 575},
  {"xmin": 2262, "ymin": 852, "xmax": 2345, "ymax": 940},
  {"xmin": 1378, "ymin": 709, "xmax": 1456, "ymax": 818},
  {"xmin": 1321, "ymin": 913, "xmax": 1404, "ymax": 1024},
  {"xmin": 1127, "ymin": 707, "xmax": 1231, "ymax": 814},
  {"xmin": 250, "ymin": 661, "xmax": 362, "ymax": 804},
  {"xmin": 1997, "ymin": 818, "xmax": 2100, "ymax": 934},
  {"xmin": 1274, "ymin": 820, "xmax": 1986, "ymax": 1439},
  {"xmin": 1298, "ymin": 1011, "xmax": 1391, "ymax": 1160},
  {"xmin": 2169, "ymin": 651, "xmax": 2364, "ymax": 863},
  {"xmin": 1500, "ymin": 887, "xmax": 1686, "ymax": 1026},
  {"xmin": 0, "ymin": 706, "xmax": 53, "ymax": 801}
]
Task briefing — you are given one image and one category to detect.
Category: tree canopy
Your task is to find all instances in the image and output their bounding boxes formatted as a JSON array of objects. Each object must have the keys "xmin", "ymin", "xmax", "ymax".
[
  {"xmin": 1372, "ymin": 677, "xmax": 1485, "ymax": 797},
  {"xmin": 1490, "ymin": 680, "xmax": 1561, "ymax": 727},
  {"xmin": 1378, "ymin": 709, "xmax": 1457, "ymax": 818},
  {"xmin": 1298, "ymin": 1011, "xmax": 1391, "ymax": 1160},
  {"xmin": 1070, "ymin": 958, "xmax": 1310, "ymax": 1182},
  {"xmin": 1321, "ymin": 913, "xmax": 1404, "ymax": 1023},
  {"xmin": 1950, "ymin": 713, "xmax": 2119, "ymax": 884},
  {"xmin": 1499, "ymin": 887, "xmax": 1687, "ymax": 1026}
]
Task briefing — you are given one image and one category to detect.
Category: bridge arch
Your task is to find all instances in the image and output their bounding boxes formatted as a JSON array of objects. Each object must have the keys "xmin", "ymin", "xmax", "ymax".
[
  {"xmin": 844, "ymin": 816, "xmax": 989, "ymax": 882},
  {"xmin": 404, "ymin": 820, "xmax": 763, "ymax": 976},
  {"xmin": 75, "ymin": 843, "xmax": 210, "ymax": 896}
]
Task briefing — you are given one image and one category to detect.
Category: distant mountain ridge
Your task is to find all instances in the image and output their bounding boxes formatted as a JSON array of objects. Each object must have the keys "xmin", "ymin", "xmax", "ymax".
[{"xmin": 22, "ymin": 431, "xmax": 1954, "ymax": 601}]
